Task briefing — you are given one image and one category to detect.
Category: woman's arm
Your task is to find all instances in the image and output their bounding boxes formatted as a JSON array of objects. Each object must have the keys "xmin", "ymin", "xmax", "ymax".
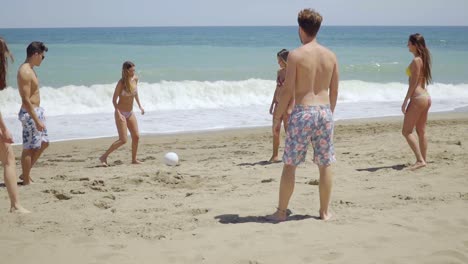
[
  {"xmin": 133, "ymin": 77, "xmax": 145, "ymax": 115},
  {"xmin": 0, "ymin": 112, "xmax": 14, "ymax": 143}
]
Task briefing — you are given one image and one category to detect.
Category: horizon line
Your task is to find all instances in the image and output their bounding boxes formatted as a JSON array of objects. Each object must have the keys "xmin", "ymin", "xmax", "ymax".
[{"xmin": 1, "ymin": 25, "xmax": 468, "ymax": 30}]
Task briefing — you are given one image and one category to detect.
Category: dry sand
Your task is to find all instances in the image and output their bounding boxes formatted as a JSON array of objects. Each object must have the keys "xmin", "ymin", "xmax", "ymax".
[{"xmin": 1, "ymin": 112, "xmax": 467, "ymax": 264}]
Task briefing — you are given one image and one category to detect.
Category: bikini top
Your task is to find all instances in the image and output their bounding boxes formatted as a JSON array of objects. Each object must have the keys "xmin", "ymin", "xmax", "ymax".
[{"xmin": 406, "ymin": 67, "xmax": 411, "ymax": 77}]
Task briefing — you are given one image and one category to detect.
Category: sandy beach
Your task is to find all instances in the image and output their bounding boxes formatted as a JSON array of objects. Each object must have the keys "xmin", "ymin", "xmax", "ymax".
[{"xmin": 1, "ymin": 112, "xmax": 467, "ymax": 264}]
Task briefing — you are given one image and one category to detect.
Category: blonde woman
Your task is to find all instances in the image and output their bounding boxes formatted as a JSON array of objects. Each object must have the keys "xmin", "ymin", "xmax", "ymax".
[
  {"xmin": 401, "ymin": 33, "xmax": 432, "ymax": 170},
  {"xmin": 0, "ymin": 37, "xmax": 29, "ymax": 213},
  {"xmin": 100, "ymin": 61, "xmax": 145, "ymax": 166}
]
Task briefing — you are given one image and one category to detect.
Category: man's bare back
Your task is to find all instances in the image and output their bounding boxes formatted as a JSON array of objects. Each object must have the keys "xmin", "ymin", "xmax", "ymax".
[
  {"xmin": 290, "ymin": 42, "xmax": 338, "ymax": 108},
  {"xmin": 274, "ymin": 39, "xmax": 338, "ymax": 120}
]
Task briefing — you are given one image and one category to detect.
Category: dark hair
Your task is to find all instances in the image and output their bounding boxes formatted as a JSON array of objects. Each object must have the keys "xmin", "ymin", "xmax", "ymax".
[
  {"xmin": 26, "ymin": 41, "xmax": 48, "ymax": 58},
  {"xmin": 297, "ymin": 9, "xmax": 323, "ymax": 37},
  {"xmin": 409, "ymin": 33, "xmax": 432, "ymax": 86},
  {"xmin": 0, "ymin": 37, "xmax": 14, "ymax": 90},
  {"xmin": 277, "ymin": 49, "xmax": 289, "ymax": 63}
]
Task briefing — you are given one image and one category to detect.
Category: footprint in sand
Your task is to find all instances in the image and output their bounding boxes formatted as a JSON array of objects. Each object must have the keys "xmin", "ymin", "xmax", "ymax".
[
  {"xmin": 191, "ymin": 208, "xmax": 209, "ymax": 216},
  {"xmin": 459, "ymin": 193, "xmax": 468, "ymax": 200},
  {"xmin": 307, "ymin": 179, "xmax": 319, "ymax": 185},
  {"xmin": 52, "ymin": 174, "xmax": 67, "ymax": 180},
  {"xmin": 103, "ymin": 194, "xmax": 116, "ymax": 200},
  {"xmin": 42, "ymin": 189, "xmax": 72, "ymax": 200},
  {"xmin": 111, "ymin": 186, "xmax": 126, "ymax": 192},
  {"xmin": 261, "ymin": 178, "xmax": 274, "ymax": 183},
  {"xmin": 140, "ymin": 156, "xmax": 156, "ymax": 162},
  {"xmin": 94, "ymin": 200, "xmax": 112, "ymax": 209},
  {"xmin": 88, "ymin": 180, "xmax": 107, "ymax": 192}
]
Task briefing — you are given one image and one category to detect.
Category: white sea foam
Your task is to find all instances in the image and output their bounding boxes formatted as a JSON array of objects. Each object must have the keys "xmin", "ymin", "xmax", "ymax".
[
  {"xmin": 1, "ymin": 79, "xmax": 468, "ymax": 117},
  {"xmin": 2, "ymin": 79, "xmax": 467, "ymax": 142}
]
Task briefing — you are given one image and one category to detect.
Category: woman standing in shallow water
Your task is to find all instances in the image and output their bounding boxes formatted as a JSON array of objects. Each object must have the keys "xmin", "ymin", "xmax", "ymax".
[
  {"xmin": 100, "ymin": 61, "xmax": 145, "ymax": 166},
  {"xmin": 0, "ymin": 37, "xmax": 29, "ymax": 213},
  {"xmin": 401, "ymin": 33, "xmax": 432, "ymax": 170}
]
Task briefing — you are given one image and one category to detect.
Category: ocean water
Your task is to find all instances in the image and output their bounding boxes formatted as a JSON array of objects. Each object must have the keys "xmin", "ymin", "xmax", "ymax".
[{"xmin": 0, "ymin": 26, "xmax": 467, "ymax": 142}]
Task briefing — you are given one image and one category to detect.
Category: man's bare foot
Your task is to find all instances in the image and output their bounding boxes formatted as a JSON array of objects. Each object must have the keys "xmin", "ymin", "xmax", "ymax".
[
  {"xmin": 10, "ymin": 205, "xmax": 31, "ymax": 214},
  {"xmin": 409, "ymin": 161, "xmax": 426, "ymax": 171},
  {"xmin": 132, "ymin": 160, "xmax": 143, "ymax": 165},
  {"xmin": 99, "ymin": 156, "xmax": 109, "ymax": 167},
  {"xmin": 265, "ymin": 208, "xmax": 291, "ymax": 222},
  {"xmin": 268, "ymin": 156, "xmax": 280, "ymax": 163},
  {"xmin": 319, "ymin": 211, "xmax": 333, "ymax": 221}
]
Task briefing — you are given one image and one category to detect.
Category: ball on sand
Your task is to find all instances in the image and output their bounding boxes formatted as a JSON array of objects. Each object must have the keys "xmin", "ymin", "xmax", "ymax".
[{"xmin": 164, "ymin": 152, "xmax": 179, "ymax": 166}]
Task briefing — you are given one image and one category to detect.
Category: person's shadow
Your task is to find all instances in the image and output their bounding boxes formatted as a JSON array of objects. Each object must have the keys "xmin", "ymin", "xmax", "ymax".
[
  {"xmin": 214, "ymin": 213, "xmax": 316, "ymax": 224},
  {"xmin": 237, "ymin": 160, "xmax": 282, "ymax": 167},
  {"xmin": 356, "ymin": 164, "xmax": 407, "ymax": 172},
  {"xmin": 0, "ymin": 181, "xmax": 24, "ymax": 187}
]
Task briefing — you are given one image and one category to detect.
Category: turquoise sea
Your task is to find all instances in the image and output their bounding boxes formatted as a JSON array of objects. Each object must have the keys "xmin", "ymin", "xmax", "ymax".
[{"xmin": 0, "ymin": 26, "xmax": 467, "ymax": 142}]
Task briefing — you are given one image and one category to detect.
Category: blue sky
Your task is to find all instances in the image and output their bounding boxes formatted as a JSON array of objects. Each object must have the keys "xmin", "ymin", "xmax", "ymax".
[{"xmin": 1, "ymin": 0, "xmax": 467, "ymax": 28}]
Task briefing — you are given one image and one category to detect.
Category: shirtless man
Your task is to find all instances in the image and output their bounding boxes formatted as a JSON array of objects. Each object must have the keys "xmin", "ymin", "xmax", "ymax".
[
  {"xmin": 268, "ymin": 9, "xmax": 339, "ymax": 221},
  {"xmin": 17, "ymin": 41, "xmax": 49, "ymax": 185}
]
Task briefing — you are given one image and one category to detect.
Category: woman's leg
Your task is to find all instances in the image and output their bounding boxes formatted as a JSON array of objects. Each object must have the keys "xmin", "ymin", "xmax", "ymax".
[
  {"xmin": 0, "ymin": 142, "xmax": 29, "ymax": 213},
  {"xmin": 126, "ymin": 113, "xmax": 141, "ymax": 164},
  {"xmin": 99, "ymin": 111, "xmax": 128, "ymax": 166},
  {"xmin": 416, "ymin": 98, "xmax": 431, "ymax": 162},
  {"xmin": 270, "ymin": 114, "xmax": 281, "ymax": 162},
  {"xmin": 402, "ymin": 100, "xmax": 425, "ymax": 169}
]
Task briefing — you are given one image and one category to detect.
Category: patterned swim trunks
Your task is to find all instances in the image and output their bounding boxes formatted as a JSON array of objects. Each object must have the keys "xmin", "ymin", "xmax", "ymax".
[
  {"xmin": 283, "ymin": 104, "xmax": 336, "ymax": 166},
  {"xmin": 18, "ymin": 107, "xmax": 49, "ymax": 149}
]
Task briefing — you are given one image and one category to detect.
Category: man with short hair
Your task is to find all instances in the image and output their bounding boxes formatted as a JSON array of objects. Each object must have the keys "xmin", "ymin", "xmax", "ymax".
[
  {"xmin": 268, "ymin": 9, "xmax": 339, "ymax": 221},
  {"xmin": 17, "ymin": 41, "xmax": 49, "ymax": 185}
]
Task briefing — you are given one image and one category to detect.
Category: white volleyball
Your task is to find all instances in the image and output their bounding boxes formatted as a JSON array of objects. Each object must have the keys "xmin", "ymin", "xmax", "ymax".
[{"xmin": 164, "ymin": 152, "xmax": 179, "ymax": 166}]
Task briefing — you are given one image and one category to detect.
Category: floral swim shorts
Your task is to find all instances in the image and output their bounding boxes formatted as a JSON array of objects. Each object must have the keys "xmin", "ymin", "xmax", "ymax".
[
  {"xmin": 283, "ymin": 104, "xmax": 336, "ymax": 166},
  {"xmin": 18, "ymin": 107, "xmax": 49, "ymax": 149}
]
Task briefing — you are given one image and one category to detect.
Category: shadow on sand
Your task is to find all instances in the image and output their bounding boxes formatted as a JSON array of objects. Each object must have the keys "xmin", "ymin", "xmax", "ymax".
[
  {"xmin": 237, "ymin": 160, "xmax": 282, "ymax": 167},
  {"xmin": 356, "ymin": 164, "xmax": 407, "ymax": 172},
  {"xmin": 215, "ymin": 213, "xmax": 317, "ymax": 224}
]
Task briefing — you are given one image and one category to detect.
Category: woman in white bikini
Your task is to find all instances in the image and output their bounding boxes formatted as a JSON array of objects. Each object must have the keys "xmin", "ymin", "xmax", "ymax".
[
  {"xmin": 100, "ymin": 61, "xmax": 145, "ymax": 166},
  {"xmin": 401, "ymin": 33, "xmax": 432, "ymax": 170}
]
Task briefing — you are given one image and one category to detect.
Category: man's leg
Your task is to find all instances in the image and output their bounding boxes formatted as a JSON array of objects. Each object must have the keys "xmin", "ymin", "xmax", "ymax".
[
  {"xmin": 267, "ymin": 164, "xmax": 296, "ymax": 221},
  {"xmin": 21, "ymin": 149, "xmax": 33, "ymax": 185},
  {"xmin": 30, "ymin": 141, "xmax": 49, "ymax": 167},
  {"xmin": 20, "ymin": 142, "xmax": 48, "ymax": 185},
  {"xmin": 318, "ymin": 165, "xmax": 333, "ymax": 220},
  {"xmin": 278, "ymin": 164, "xmax": 297, "ymax": 211}
]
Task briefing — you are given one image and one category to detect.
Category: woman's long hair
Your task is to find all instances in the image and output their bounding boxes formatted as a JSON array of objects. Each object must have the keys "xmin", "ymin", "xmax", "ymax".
[
  {"xmin": 0, "ymin": 37, "xmax": 14, "ymax": 90},
  {"xmin": 121, "ymin": 61, "xmax": 136, "ymax": 94},
  {"xmin": 409, "ymin": 33, "xmax": 432, "ymax": 86}
]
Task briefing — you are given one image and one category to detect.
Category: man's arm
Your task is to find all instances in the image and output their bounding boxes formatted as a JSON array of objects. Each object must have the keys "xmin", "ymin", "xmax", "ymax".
[
  {"xmin": 329, "ymin": 56, "xmax": 339, "ymax": 113},
  {"xmin": 273, "ymin": 50, "xmax": 297, "ymax": 120},
  {"xmin": 17, "ymin": 67, "xmax": 44, "ymax": 131}
]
